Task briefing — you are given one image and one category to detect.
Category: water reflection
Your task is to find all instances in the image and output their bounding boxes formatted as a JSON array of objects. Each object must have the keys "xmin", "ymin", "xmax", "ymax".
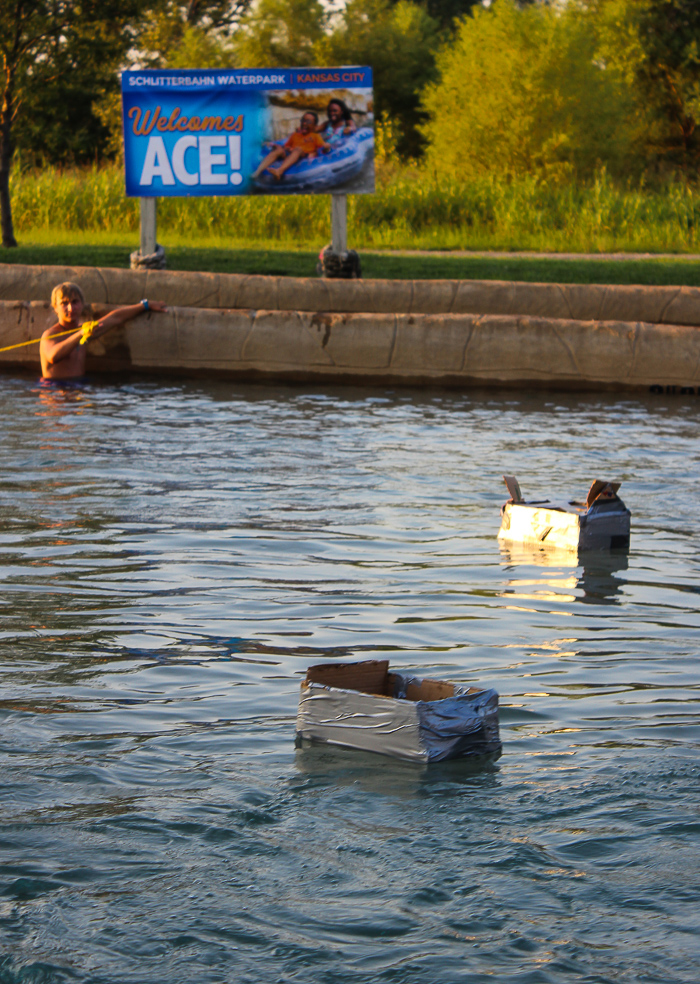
[
  {"xmin": 2, "ymin": 375, "xmax": 699, "ymax": 984},
  {"xmin": 32, "ymin": 378, "xmax": 95, "ymax": 419},
  {"xmin": 293, "ymin": 741, "xmax": 501, "ymax": 798},
  {"xmin": 577, "ymin": 552, "xmax": 629, "ymax": 605},
  {"xmin": 499, "ymin": 543, "xmax": 629, "ymax": 606}
]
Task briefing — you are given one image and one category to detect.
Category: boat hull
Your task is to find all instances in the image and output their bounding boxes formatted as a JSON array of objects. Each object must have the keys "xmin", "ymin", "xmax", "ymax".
[{"xmin": 498, "ymin": 501, "xmax": 631, "ymax": 551}]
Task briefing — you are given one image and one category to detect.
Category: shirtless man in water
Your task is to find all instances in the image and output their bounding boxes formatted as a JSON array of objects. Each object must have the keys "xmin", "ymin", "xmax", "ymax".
[{"xmin": 40, "ymin": 282, "xmax": 167, "ymax": 380}]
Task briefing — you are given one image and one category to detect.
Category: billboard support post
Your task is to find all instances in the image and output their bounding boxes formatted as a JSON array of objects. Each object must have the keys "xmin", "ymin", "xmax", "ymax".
[
  {"xmin": 331, "ymin": 194, "xmax": 347, "ymax": 253},
  {"xmin": 122, "ymin": 67, "xmax": 373, "ymax": 276},
  {"xmin": 131, "ymin": 196, "xmax": 165, "ymax": 269},
  {"xmin": 140, "ymin": 198, "xmax": 157, "ymax": 256}
]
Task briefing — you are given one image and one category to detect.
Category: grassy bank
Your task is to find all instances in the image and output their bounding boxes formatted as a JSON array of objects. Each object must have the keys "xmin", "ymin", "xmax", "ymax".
[
  {"xmin": 9, "ymin": 163, "xmax": 700, "ymax": 254},
  {"xmin": 3, "ymin": 241, "xmax": 700, "ymax": 285}
]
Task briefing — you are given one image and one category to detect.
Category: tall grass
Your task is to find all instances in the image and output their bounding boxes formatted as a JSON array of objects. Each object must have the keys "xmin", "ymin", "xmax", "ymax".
[{"xmin": 9, "ymin": 162, "xmax": 700, "ymax": 252}]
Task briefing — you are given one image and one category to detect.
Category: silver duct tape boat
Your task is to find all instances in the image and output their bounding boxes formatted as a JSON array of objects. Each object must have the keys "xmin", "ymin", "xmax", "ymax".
[
  {"xmin": 296, "ymin": 659, "xmax": 502, "ymax": 764},
  {"xmin": 498, "ymin": 475, "xmax": 631, "ymax": 552}
]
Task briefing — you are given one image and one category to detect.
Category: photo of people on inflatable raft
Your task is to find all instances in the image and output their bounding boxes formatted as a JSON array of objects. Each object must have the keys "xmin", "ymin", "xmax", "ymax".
[{"xmin": 252, "ymin": 98, "xmax": 374, "ymax": 193}]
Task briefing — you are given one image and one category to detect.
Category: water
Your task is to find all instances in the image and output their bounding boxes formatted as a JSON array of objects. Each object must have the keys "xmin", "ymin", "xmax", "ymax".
[{"xmin": 1, "ymin": 373, "xmax": 698, "ymax": 984}]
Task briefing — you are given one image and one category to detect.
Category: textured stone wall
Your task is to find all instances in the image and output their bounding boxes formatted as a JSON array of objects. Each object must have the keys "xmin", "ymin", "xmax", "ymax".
[
  {"xmin": 1, "ymin": 263, "xmax": 700, "ymax": 325},
  {"xmin": 2, "ymin": 298, "xmax": 699, "ymax": 393}
]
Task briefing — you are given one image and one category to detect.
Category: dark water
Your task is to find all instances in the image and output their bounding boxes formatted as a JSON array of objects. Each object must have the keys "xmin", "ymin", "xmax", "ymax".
[{"xmin": 1, "ymin": 374, "xmax": 698, "ymax": 984}]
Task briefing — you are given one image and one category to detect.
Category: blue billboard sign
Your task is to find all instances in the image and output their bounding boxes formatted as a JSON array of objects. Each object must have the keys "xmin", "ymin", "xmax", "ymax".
[{"xmin": 121, "ymin": 68, "xmax": 374, "ymax": 197}]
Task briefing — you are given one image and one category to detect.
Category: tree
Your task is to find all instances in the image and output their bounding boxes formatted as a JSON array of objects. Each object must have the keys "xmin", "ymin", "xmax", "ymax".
[
  {"xmin": 421, "ymin": 0, "xmax": 640, "ymax": 180},
  {"xmin": 139, "ymin": 0, "xmax": 251, "ymax": 69},
  {"xmin": 1, "ymin": 1, "xmax": 63, "ymax": 246},
  {"xmin": 230, "ymin": 0, "xmax": 440, "ymax": 156},
  {"xmin": 627, "ymin": 0, "xmax": 700, "ymax": 170},
  {"xmin": 589, "ymin": 0, "xmax": 700, "ymax": 175},
  {"xmin": 0, "ymin": 0, "xmax": 142, "ymax": 247},
  {"xmin": 319, "ymin": 0, "xmax": 441, "ymax": 157},
  {"xmin": 422, "ymin": 0, "xmax": 480, "ymax": 32},
  {"xmin": 179, "ymin": 0, "xmax": 251, "ymax": 30},
  {"xmin": 233, "ymin": 0, "xmax": 327, "ymax": 68}
]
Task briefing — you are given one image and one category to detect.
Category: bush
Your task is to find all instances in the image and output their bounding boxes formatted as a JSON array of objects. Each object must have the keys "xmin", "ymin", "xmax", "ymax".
[
  {"xmin": 10, "ymin": 162, "xmax": 700, "ymax": 254},
  {"xmin": 421, "ymin": 0, "xmax": 641, "ymax": 181}
]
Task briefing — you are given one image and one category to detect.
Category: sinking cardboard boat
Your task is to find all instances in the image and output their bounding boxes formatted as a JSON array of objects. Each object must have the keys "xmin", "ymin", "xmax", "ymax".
[
  {"xmin": 498, "ymin": 475, "xmax": 631, "ymax": 552},
  {"xmin": 296, "ymin": 659, "xmax": 502, "ymax": 763}
]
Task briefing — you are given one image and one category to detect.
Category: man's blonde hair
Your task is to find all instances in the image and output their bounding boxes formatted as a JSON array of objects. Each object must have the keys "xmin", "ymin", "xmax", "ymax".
[{"xmin": 51, "ymin": 282, "xmax": 85, "ymax": 309}]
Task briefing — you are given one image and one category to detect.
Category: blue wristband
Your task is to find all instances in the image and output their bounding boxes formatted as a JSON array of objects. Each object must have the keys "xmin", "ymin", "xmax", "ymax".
[{"xmin": 141, "ymin": 298, "xmax": 149, "ymax": 312}]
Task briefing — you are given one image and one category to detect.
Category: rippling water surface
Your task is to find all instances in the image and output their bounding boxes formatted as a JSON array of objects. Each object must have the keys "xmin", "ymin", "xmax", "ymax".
[{"xmin": 1, "ymin": 373, "xmax": 699, "ymax": 984}]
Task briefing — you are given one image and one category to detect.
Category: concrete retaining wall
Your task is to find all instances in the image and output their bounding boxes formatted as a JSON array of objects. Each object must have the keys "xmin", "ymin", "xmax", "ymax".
[
  {"xmin": 1, "ymin": 263, "xmax": 700, "ymax": 325},
  {"xmin": 3, "ymin": 299, "xmax": 699, "ymax": 392}
]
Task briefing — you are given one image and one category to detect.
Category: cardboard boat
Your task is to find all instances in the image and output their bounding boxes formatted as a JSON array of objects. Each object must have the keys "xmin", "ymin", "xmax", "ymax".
[
  {"xmin": 254, "ymin": 128, "xmax": 374, "ymax": 192},
  {"xmin": 296, "ymin": 659, "xmax": 502, "ymax": 763},
  {"xmin": 498, "ymin": 475, "xmax": 631, "ymax": 552}
]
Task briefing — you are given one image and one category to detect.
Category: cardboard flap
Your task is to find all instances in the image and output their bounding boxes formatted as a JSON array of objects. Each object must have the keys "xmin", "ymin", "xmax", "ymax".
[
  {"xmin": 405, "ymin": 678, "xmax": 457, "ymax": 702},
  {"xmin": 503, "ymin": 474, "xmax": 523, "ymax": 503},
  {"xmin": 586, "ymin": 479, "xmax": 621, "ymax": 507},
  {"xmin": 304, "ymin": 659, "xmax": 389, "ymax": 695}
]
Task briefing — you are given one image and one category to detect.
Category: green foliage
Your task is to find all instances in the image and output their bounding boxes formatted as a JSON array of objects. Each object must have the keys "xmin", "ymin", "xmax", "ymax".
[
  {"xmin": 374, "ymin": 114, "xmax": 400, "ymax": 167},
  {"xmin": 422, "ymin": 0, "xmax": 481, "ymax": 31},
  {"xmin": 233, "ymin": 0, "xmax": 327, "ymax": 67},
  {"xmin": 140, "ymin": 0, "xmax": 252, "ymax": 58},
  {"xmin": 0, "ymin": 0, "xmax": 147, "ymax": 246},
  {"xmin": 595, "ymin": 0, "xmax": 700, "ymax": 173},
  {"xmin": 11, "ymin": 160, "xmax": 700, "ymax": 254},
  {"xmin": 139, "ymin": 0, "xmax": 245, "ymax": 68},
  {"xmin": 164, "ymin": 24, "xmax": 235, "ymax": 66},
  {"xmin": 229, "ymin": 0, "xmax": 440, "ymax": 156},
  {"xmin": 10, "ymin": 0, "xmax": 700, "ymax": 231},
  {"xmin": 422, "ymin": 0, "xmax": 641, "ymax": 180},
  {"xmin": 318, "ymin": 0, "xmax": 440, "ymax": 157},
  {"xmin": 174, "ymin": 0, "xmax": 252, "ymax": 31},
  {"xmin": 4, "ymin": 0, "xmax": 142, "ymax": 168},
  {"xmin": 96, "ymin": 3, "xmax": 240, "ymax": 162},
  {"xmin": 638, "ymin": 0, "xmax": 700, "ymax": 164}
]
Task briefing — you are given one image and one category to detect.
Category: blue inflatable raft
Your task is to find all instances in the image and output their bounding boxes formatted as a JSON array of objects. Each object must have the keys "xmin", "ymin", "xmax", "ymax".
[{"xmin": 254, "ymin": 128, "xmax": 374, "ymax": 192}]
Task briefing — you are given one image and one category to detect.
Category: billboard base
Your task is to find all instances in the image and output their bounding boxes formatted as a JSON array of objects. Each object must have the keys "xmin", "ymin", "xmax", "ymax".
[
  {"xmin": 130, "ymin": 244, "xmax": 166, "ymax": 270},
  {"xmin": 317, "ymin": 246, "xmax": 361, "ymax": 279}
]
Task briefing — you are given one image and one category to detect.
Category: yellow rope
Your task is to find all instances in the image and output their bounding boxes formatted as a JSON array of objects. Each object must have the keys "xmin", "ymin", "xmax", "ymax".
[
  {"xmin": 79, "ymin": 321, "xmax": 97, "ymax": 346},
  {"xmin": 0, "ymin": 321, "xmax": 99, "ymax": 355}
]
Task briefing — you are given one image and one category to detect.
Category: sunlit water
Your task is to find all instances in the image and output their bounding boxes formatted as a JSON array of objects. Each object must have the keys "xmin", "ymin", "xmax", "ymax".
[{"xmin": 1, "ymin": 373, "xmax": 698, "ymax": 984}]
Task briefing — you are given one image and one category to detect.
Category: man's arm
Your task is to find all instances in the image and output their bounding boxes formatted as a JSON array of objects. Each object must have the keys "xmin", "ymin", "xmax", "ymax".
[
  {"xmin": 40, "ymin": 327, "xmax": 84, "ymax": 366},
  {"xmin": 90, "ymin": 300, "xmax": 168, "ymax": 340},
  {"xmin": 41, "ymin": 300, "xmax": 167, "ymax": 365}
]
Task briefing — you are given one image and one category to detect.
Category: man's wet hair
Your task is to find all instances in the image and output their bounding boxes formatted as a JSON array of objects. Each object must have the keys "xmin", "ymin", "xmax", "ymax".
[{"xmin": 51, "ymin": 282, "xmax": 85, "ymax": 309}]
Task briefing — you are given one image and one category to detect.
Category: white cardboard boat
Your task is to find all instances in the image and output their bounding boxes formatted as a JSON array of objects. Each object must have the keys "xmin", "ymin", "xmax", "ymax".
[
  {"xmin": 498, "ymin": 475, "xmax": 631, "ymax": 552},
  {"xmin": 296, "ymin": 659, "xmax": 502, "ymax": 763}
]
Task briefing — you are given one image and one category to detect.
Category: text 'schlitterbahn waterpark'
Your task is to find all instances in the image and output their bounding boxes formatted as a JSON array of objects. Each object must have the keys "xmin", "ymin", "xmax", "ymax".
[{"xmin": 1, "ymin": 1, "xmax": 699, "ymax": 982}]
